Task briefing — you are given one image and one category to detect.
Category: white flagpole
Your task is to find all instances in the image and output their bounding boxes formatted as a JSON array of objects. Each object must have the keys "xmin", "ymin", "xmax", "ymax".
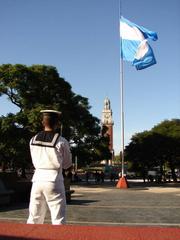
[
  {"xmin": 119, "ymin": 0, "xmax": 125, "ymax": 178},
  {"xmin": 117, "ymin": 0, "xmax": 128, "ymax": 188},
  {"xmin": 120, "ymin": 50, "xmax": 125, "ymax": 178}
]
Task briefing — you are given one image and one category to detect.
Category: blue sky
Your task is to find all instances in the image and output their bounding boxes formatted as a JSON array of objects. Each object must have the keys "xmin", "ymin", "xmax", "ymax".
[{"xmin": 0, "ymin": 0, "xmax": 180, "ymax": 154}]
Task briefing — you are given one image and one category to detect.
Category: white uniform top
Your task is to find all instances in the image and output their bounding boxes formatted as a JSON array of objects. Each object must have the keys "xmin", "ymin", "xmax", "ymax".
[{"xmin": 30, "ymin": 131, "xmax": 72, "ymax": 182}]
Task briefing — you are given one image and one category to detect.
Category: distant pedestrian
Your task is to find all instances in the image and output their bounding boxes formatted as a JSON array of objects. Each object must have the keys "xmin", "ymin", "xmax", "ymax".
[
  {"xmin": 95, "ymin": 171, "xmax": 100, "ymax": 183},
  {"xmin": 100, "ymin": 171, "xmax": 104, "ymax": 183},
  {"xmin": 110, "ymin": 172, "xmax": 115, "ymax": 182},
  {"xmin": 74, "ymin": 171, "xmax": 80, "ymax": 182},
  {"xmin": 85, "ymin": 171, "xmax": 89, "ymax": 183}
]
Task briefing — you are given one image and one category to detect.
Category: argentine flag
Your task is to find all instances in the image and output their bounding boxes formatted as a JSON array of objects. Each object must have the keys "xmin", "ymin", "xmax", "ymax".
[{"xmin": 120, "ymin": 17, "xmax": 158, "ymax": 70}]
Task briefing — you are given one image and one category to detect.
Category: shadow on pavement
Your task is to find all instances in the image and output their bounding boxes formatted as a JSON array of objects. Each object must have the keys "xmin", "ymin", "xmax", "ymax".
[
  {"xmin": 68, "ymin": 199, "xmax": 99, "ymax": 205},
  {"xmin": 0, "ymin": 203, "xmax": 28, "ymax": 212},
  {"xmin": 0, "ymin": 236, "xmax": 33, "ymax": 240}
]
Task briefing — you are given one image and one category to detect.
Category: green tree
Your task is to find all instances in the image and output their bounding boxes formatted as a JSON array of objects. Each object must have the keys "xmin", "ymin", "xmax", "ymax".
[
  {"xmin": 152, "ymin": 119, "xmax": 180, "ymax": 181},
  {"xmin": 0, "ymin": 64, "xmax": 111, "ymax": 172},
  {"xmin": 0, "ymin": 113, "xmax": 31, "ymax": 176},
  {"xmin": 125, "ymin": 131, "xmax": 157, "ymax": 179},
  {"xmin": 125, "ymin": 119, "xmax": 180, "ymax": 182}
]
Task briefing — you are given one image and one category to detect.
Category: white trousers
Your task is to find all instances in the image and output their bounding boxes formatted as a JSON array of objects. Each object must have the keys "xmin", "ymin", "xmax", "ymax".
[{"xmin": 27, "ymin": 181, "xmax": 66, "ymax": 225}]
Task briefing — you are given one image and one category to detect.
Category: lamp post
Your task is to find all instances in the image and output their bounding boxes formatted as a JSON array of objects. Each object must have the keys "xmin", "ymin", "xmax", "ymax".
[{"xmin": 75, "ymin": 156, "xmax": 78, "ymax": 172}]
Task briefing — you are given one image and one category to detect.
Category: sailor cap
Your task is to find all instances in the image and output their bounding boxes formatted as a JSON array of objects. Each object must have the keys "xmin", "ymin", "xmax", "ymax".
[{"xmin": 40, "ymin": 109, "xmax": 61, "ymax": 116}]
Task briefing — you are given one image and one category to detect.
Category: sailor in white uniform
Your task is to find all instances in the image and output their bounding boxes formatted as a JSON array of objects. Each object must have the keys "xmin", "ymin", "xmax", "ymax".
[{"xmin": 27, "ymin": 110, "xmax": 72, "ymax": 225}]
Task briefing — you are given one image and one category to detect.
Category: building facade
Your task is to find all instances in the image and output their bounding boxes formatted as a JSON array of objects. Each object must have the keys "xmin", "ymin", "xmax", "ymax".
[{"xmin": 101, "ymin": 97, "xmax": 114, "ymax": 165}]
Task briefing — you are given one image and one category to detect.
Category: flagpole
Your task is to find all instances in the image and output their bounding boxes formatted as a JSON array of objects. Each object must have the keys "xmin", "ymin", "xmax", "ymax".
[
  {"xmin": 120, "ymin": 48, "xmax": 125, "ymax": 178},
  {"xmin": 117, "ymin": 0, "xmax": 128, "ymax": 188},
  {"xmin": 119, "ymin": 0, "xmax": 124, "ymax": 177}
]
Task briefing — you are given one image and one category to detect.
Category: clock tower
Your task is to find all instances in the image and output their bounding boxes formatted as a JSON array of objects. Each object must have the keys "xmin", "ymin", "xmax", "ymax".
[{"xmin": 101, "ymin": 97, "xmax": 114, "ymax": 163}]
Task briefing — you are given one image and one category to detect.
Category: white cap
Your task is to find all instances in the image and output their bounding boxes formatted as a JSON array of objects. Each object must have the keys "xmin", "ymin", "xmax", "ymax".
[{"xmin": 40, "ymin": 109, "xmax": 61, "ymax": 116}]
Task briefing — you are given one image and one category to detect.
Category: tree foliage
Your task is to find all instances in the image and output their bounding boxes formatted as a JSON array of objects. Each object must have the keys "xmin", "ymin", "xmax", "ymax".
[
  {"xmin": 0, "ymin": 64, "xmax": 111, "ymax": 172},
  {"xmin": 125, "ymin": 119, "xmax": 180, "ymax": 181}
]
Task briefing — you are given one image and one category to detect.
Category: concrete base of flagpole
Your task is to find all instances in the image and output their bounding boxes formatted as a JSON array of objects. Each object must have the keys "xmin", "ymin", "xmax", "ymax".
[{"xmin": 116, "ymin": 176, "xmax": 129, "ymax": 189}]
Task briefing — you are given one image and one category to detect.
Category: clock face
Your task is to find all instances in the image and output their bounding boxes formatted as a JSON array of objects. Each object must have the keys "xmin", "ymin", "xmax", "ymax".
[{"xmin": 102, "ymin": 111, "xmax": 112, "ymax": 124}]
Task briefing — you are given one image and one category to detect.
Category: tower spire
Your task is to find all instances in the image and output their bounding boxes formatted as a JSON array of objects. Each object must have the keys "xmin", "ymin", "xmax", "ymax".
[{"xmin": 101, "ymin": 98, "xmax": 114, "ymax": 165}]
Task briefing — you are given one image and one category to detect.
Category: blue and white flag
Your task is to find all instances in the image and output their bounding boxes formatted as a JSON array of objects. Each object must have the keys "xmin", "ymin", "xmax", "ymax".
[{"xmin": 120, "ymin": 17, "xmax": 158, "ymax": 70}]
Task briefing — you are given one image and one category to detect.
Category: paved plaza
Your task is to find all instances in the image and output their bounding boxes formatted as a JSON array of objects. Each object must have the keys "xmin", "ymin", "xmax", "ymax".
[{"xmin": 0, "ymin": 181, "xmax": 180, "ymax": 227}]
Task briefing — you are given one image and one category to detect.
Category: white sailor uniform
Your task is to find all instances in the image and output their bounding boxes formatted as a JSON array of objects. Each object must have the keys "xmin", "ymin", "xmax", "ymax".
[{"xmin": 27, "ymin": 131, "xmax": 72, "ymax": 225}]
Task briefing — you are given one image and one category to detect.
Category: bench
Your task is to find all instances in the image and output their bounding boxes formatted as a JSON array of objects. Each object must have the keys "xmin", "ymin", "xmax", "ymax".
[{"xmin": 0, "ymin": 179, "xmax": 14, "ymax": 205}]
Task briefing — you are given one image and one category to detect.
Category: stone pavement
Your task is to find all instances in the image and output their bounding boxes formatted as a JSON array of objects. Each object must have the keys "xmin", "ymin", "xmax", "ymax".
[{"xmin": 0, "ymin": 180, "xmax": 180, "ymax": 226}]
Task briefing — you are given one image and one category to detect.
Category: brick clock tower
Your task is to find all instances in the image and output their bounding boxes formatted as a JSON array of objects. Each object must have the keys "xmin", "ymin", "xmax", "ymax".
[{"xmin": 101, "ymin": 97, "xmax": 114, "ymax": 165}]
